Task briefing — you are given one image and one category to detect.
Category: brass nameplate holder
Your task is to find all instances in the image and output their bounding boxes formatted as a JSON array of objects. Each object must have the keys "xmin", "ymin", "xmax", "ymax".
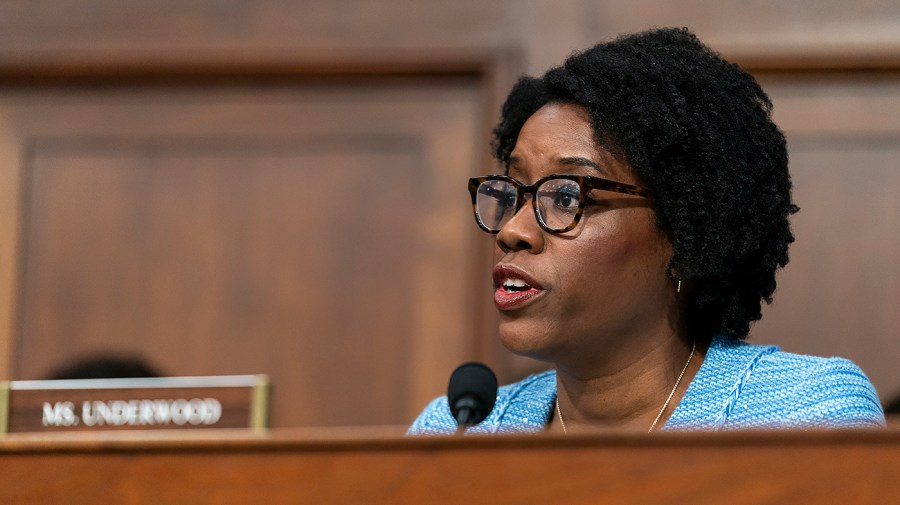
[{"xmin": 0, "ymin": 375, "xmax": 269, "ymax": 434}]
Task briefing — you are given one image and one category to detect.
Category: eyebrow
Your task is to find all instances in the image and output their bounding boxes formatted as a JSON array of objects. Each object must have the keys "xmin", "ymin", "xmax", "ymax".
[
  {"xmin": 508, "ymin": 155, "xmax": 602, "ymax": 168},
  {"xmin": 559, "ymin": 156, "xmax": 600, "ymax": 169},
  {"xmin": 558, "ymin": 156, "xmax": 608, "ymax": 176},
  {"xmin": 506, "ymin": 155, "xmax": 608, "ymax": 177}
]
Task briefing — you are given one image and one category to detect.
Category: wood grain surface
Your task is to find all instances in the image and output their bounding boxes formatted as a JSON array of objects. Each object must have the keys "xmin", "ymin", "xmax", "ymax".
[{"xmin": 1, "ymin": 427, "xmax": 898, "ymax": 504}]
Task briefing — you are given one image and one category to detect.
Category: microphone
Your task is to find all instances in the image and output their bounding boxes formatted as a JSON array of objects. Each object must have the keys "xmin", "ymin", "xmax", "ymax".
[{"xmin": 447, "ymin": 362, "xmax": 498, "ymax": 432}]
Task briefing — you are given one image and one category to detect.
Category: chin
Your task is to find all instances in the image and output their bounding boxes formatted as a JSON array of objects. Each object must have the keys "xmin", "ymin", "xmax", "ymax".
[{"xmin": 498, "ymin": 321, "xmax": 558, "ymax": 362}]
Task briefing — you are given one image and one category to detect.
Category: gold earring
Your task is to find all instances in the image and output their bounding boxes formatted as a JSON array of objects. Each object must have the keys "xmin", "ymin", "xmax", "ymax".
[{"xmin": 676, "ymin": 280, "xmax": 682, "ymax": 294}]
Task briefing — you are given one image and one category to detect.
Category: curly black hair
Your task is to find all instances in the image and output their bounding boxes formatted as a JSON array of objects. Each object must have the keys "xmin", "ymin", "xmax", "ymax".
[{"xmin": 492, "ymin": 27, "xmax": 798, "ymax": 341}]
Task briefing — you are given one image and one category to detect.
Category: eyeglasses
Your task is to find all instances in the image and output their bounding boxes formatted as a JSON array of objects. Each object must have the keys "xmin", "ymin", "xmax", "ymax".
[{"xmin": 468, "ymin": 174, "xmax": 653, "ymax": 234}]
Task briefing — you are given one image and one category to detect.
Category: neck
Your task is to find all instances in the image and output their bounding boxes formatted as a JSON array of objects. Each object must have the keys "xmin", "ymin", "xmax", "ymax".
[{"xmin": 554, "ymin": 335, "xmax": 704, "ymax": 432}]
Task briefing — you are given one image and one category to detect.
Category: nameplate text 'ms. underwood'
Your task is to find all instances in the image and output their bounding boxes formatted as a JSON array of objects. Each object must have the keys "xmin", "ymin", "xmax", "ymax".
[{"xmin": 0, "ymin": 375, "xmax": 268, "ymax": 434}]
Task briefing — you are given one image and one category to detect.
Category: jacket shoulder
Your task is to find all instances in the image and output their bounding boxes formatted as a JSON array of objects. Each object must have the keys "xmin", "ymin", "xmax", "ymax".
[{"xmin": 732, "ymin": 351, "xmax": 885, "ymax": 428}]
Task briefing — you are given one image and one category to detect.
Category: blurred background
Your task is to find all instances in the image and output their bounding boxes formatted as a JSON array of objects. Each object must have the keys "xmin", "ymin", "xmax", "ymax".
[{"xmin": 0, "ymin": 1, "xmax": 898, "ymax": 428}]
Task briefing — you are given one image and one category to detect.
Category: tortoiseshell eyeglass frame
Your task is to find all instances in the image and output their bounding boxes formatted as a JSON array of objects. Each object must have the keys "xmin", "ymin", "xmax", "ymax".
[{"xmin": 467, "ymin": 174, "xmax": 653, "ymax": 234}]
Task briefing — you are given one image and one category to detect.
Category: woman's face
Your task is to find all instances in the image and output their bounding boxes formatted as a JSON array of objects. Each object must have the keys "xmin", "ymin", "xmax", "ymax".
[{"xmin": 493, "ymin": 102, "xmax": 675, "ymax": 372}]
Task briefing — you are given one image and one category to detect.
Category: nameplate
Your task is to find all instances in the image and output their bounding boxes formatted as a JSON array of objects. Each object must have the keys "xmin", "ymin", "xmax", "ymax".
[{"xmin": 0, "ymin": 375, "xmax": 268, "ymax": 434}]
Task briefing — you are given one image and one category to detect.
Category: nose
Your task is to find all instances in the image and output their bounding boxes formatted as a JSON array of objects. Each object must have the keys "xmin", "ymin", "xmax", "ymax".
[{"xmin": 496, "ymin": 196, "xmax": 545, "ymax": 254}]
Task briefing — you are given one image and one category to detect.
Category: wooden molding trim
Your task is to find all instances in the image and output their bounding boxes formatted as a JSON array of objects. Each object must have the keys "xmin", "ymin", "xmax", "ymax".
[
  {"xmin": 731, "ymin": 50, "xmax": 900, "ymax": 75},
  {"xmin": 0, "ymin": 50, "xmax": 512, "ymax": 86}
]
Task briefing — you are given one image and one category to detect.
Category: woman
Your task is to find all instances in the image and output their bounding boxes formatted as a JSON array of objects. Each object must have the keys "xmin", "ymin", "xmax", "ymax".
[{"xmin": 409, "ymin": 28, "xmax": 884, "ymax": 434}]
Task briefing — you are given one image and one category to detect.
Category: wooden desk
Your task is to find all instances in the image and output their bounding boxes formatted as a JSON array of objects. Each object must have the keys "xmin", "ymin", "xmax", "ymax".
[{"xmin": 1, "ymin": 427, "xmax": 898, "ymax": 504}]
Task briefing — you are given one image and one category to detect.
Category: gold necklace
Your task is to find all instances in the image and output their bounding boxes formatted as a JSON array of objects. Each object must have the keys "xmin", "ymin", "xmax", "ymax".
[
  {"xmin": 555, "ymin": 396, "xmax": 569, "ymax": 433},
  {"xmin": 555, "ymin": 341, "xmax": 696, "ymax": 434}
]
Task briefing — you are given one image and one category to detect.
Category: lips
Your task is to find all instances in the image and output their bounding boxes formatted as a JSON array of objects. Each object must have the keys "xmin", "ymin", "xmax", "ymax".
[{"xmin": 492, "ymin": 265, "xmax": 545, "ymax": 311}]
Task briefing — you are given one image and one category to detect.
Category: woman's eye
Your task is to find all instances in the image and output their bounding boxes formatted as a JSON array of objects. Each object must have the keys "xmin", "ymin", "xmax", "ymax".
[
  {"xmin": 482, "ymin": 185, "xmax": 517, "ymax": 209},
  {"xmin": 555, "ymin": 187, "xmax": 580, "ymax": 210}
]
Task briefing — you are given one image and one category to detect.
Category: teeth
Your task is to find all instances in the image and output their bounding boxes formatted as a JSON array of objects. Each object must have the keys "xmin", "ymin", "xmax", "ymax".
[{"xmin": 503, "ymin": 278, "xmax": 529, "ymax": 290}]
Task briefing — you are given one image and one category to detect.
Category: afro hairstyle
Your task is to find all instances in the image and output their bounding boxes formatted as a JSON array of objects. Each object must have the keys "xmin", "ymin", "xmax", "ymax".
[{"xmin": 491, "ymin": 27, "xmax": 799, "ymax": 341}]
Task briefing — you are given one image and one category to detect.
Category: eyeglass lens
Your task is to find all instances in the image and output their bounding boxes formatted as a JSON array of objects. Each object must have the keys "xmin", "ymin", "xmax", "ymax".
[
  {"xmin": 475, "ymin": 178, "xmax": 583, "ymax": 232},
  {"xmin": 475, "ymin": 179, "xmax": 517, "ymax": 231}
]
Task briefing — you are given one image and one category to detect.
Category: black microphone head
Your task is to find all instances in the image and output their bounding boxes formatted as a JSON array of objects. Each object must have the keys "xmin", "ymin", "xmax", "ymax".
[{"xmin": 447, "ymin": 362, "xmax": 498, "ymax": 426}]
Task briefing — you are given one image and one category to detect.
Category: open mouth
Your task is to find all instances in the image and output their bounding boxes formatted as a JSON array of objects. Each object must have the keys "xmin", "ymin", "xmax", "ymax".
[
  {"xmin": 492, "ymin": 265, "xmax": 545, "ymax": 311},
  {"xmin": 501, "ymin": 278, "xmax": 532, "ymax": 292}
]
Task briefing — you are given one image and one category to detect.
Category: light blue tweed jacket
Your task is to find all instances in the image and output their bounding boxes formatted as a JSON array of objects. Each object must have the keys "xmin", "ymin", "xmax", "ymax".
[{"xmin": 408, "ymin": 335, "xmax": 885, "ymax": 434}]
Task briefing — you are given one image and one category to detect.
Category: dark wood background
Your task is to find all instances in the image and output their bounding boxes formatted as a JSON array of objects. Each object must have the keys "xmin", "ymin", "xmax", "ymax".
[{"xmin": 0, "ymin": 1, "xmax": 898, "ymax": 427}]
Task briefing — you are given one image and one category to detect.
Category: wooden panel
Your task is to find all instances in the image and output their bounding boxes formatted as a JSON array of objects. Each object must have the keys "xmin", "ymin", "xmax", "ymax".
[
  {"xmin": 1, "ymin": 428, "xmax": 899, "ymax": 504},
  {"xmin": 751, "ymin": 76, "xmax": 900, "ymax": 402},
  {"xmin": 3, "ymin": 1, "xmax": 900, "ymax": 77},
  {"xmin": 584, "ymin": 1, "xmax": 900, "ymax": 53},
  {"xmin": 0, "ymin": 0, "xmax": 506, "ymax": 63},
  {"xmin": 1, "ymin": 82, "xmax": 483, "ymax": 427}
]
